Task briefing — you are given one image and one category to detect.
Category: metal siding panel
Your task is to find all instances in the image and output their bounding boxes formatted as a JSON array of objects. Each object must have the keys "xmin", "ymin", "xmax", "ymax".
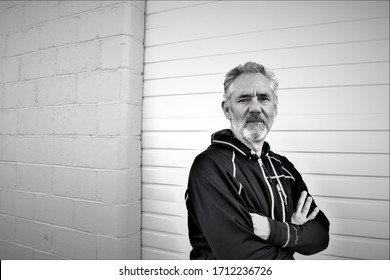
[
  {"xmin": 145, "ymin": 1, "xmax": 389, "ymax": 45},
  {"xmin": 145, "ymin": 18, "xmax": 389, "ymax": 62}
]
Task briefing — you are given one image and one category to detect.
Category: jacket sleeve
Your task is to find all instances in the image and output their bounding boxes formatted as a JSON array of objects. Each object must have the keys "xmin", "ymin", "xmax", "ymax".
[
  {"xmin": 266, "ymin": 160, "xmax": 330, "ymax": 255},
  {"xmin": 187, "ymin": 153, "xmax": 286, "ymax": 259}
]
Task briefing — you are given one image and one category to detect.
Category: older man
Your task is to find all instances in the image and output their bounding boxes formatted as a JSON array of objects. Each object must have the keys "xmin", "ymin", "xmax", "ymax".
[{"xmin": 185, "ymin": 62, "xmax": 329, "ymax": 259}]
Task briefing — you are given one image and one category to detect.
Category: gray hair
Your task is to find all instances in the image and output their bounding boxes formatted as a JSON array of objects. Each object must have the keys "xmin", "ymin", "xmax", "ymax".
[{"xmin": 223, "ymin": 62, "xmax": 279, "ymax": 101}]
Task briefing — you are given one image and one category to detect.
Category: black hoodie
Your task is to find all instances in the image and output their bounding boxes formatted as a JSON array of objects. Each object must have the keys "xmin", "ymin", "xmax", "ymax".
[{"xmin": 185, "ymin": 129, "xmax": 330, "ymax": 259}]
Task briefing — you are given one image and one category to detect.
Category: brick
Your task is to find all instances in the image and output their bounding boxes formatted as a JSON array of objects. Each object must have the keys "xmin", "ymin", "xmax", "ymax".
[
  {"xmin": 23, "ymin": 1, "xmax": 59, "ymax": 27},
  {"xmin": 53, "ymin": 166, "xmax": 96, "ymax": 200},
  {"xmin": 1, "ymin": 136, "xmax": 78, "ymax": 166},
  {"xmin": 32, "ymin": 137, "xmax": 58, "ymax": 165},
  {"xmin": 78, "ymin": 3, "xmax": 144, "ymax": 41},
  {"xmin": 16, "ymin": 164, "xmax": 52, "ymax": 194},
  {"xmin": 73, "ymin": 136, "xmax": 141, "ymax": 169},
  {"xmin": 96, "ymin": 168, "xmax": 141, "ymax": 203},
  {"xmin": 0, "ymin": 214, "xmax": 16, "ymax": 243},
  {"xmin": 3, "ymin": 80, "xmax": 36, "ymax": 108},
  {"xmin": 56, "ymin": 42, "xmax": 100, "ymax": 74},
  {"xmin": 60, "ymin": 1, "xmax": 101, "ymax": 17},
  {"xmin": 17, "ymin": 108, "xmax": 54, "ymax": 134},
  {"xmin": 33, "ymin": 194, "xmax": 73, "ymax": 227},
  {"xmin": 52, "ymin": 227, "xmax": 96, "ymax": 259},
  {"xmin": 129, "ymin": 0, "xmax": 146, "ymax": 12},
  {"xmin": 97, "ymin": 103, "xmax": 141, "ymax": 136},
  {"xmin": 73, "ymin": 137, "xmax": 119, "ymax": 168},
  {"xmin": 77, "ymin": 69, "xmax": 142, "ymax": 104},
  {"xmin": 0, "ymin": 5, "xmax": 24, "ymax": 34},
  {"xmin": 0, "ymin": 57, "xmax": 19, "ymax": 83},
  {"xmin": 78, "ymin": 8, "xmax": 103, "ymax": 41},
  {"xmin": 0, "ymin": 33, "xmax": 5, "ymax": 57},
  {"xmin": 0, "ymin": 162, "xmax": 17, "ymax": 189},
  {"xmin": 42, "ymin": 136, "xmax": 75, "ymax": 166},
  {"xmin": 101, "ymin": 35, "xmax": 143, "ymax": 73},
  {"xmin": 11, "ymin": 136, "xmax": 44, "ymax": 164},
  {"xmin": 74, "ymin": 200, "xmax": 140, "ymax": 237},
  {"xmin": 118, "ymin": 201, "xmax": 141, "ymax": 236},
  {"xmin": 0, "ymin": 189, "xmax": 34, "ymax": 219},
  {"xmin": 101, "ymin": 4, "xmax": 144, "ymax": 42},
  {"xmin": 20, "ymin": 49, "xmax": 56, "ymax": 80},
  {"xmin": 1, "ymin": 136, "xmax": 74, "ymax": 166},
  {"xmin": 14, "ymin": 219, "xmax": 53, "ymax": 251},
  {"xmin": 0, "ymin": 240, "xmax": 34, "ymax": 260},
  {"xmin": 0, "ymin": 84, "xmax": 3, "ymax": 108},
  {"xmin": 54, "ymin": 104, "xmax": 97, "ymax": 135},
  {"xmin": 40, "ymin": 16, "xmax": 78, "ymax": 49},
  {"xmin": 36, "ymin": 75, "xmax": 76, "ymax": 106},
  {"xmin": 49, "ymin": 137, "xmax": 75, "ymax": 166},
  {"xmin": 7, "ymin": 26, "xmax": 40, "ymax": 56},
  {"xmin": 0, "ymin": 110, "xmax": 17, "ymax": 134},
  {"xmin": 125, "ymin": 72, "xmax": 143, "ymax": 105},
  {"xmin": 118, "ymin": 137, "xmax": 141, "ymax": 169},
  {"xmin": 77, "ymin": 70, "xmax": 121, "ymax": 103},
  {"xmin": 1, "ymin": 136, "xmax": 33, "ymax": 163},
  {"xmin": 97, "ymin": 232, "xmax": 140, "ymax": 259}
]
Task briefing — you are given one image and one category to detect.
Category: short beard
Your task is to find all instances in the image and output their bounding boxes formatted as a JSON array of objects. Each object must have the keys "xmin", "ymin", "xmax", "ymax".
[{"xmin": 231, "ymin": 114, "xmax": 273, "ymax": 144}]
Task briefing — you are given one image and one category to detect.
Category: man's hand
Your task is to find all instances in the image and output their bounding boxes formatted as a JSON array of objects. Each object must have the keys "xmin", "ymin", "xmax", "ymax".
[
  {"xmin": 250, "ymin": 213, "xmax": 270, "ymax": 240},
  {"xmin": 291, "ymin": 191, "xmax": 319, "ymax": 225},
  {"xmin": 251, "ymin": 191, "xmax": 320, "ymax": 240}
]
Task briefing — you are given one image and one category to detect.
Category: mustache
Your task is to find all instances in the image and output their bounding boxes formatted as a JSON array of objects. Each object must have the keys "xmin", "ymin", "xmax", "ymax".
[{"xmin": 245, "ymin": 113, "xmax": 267, "ymax": 123}]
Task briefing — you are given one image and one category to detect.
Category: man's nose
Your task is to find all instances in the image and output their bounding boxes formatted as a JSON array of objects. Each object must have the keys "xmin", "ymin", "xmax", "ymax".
[{"xmin": 248, "ymin": 99, "xmax": 262, "ymax": 113}]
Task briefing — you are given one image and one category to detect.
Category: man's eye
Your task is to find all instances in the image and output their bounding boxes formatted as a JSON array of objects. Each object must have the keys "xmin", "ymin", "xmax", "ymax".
[
  {"xmin": 238, "ymin": 98, "xmax": 250, "ymax": 103},
  {"xmin": 259, "ymin": 95, "xmax": 270, "ymax": 101}
]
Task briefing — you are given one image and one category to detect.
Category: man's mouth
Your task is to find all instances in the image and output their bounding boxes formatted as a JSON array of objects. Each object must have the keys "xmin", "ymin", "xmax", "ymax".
[
  {"xmin": 245, "ymin": 114, "xmax": 265, "ymax": 124},
  {"xmin": 246, "ymin": 118, "xmax": 265, "ymax": 124}
]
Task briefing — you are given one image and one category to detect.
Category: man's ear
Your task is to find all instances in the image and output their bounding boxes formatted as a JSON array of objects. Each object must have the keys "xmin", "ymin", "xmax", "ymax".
[{"xmin": 221, "ymin": 100, "xmax": 231, "ymax": 120}]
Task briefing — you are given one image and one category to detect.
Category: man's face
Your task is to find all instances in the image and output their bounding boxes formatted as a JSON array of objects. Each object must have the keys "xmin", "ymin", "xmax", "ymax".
[{"xmin": 223, "ymin": 73, "xmax": 277, "ymax": 144}]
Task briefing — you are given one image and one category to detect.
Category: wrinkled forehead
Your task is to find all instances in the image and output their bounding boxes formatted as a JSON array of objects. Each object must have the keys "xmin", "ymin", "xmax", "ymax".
[{"xmin": 230, "ymin": 73, "xmax": 274, "ymax": 96}]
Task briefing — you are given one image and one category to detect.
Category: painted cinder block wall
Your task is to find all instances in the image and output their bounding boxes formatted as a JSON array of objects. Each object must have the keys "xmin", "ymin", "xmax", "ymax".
[{"xmin": 0, "ymin": 0, "xmax": 145, "ymax": 259}]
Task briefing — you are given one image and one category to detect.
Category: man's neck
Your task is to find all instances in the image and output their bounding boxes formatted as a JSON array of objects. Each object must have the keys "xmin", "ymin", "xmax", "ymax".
[{"xmin": 231, "ymin": 129, "xmax": 264, "ymax": 157}]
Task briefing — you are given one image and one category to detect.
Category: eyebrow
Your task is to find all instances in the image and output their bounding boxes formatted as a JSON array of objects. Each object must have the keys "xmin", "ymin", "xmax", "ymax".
[{"xmin": 238, "ymin": 92, "xmax": 269, "ymax": 98}]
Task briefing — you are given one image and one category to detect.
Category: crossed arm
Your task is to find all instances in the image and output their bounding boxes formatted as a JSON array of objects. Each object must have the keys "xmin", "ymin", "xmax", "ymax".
[{"xmin": 250, "ymin": 191, "xmax": 320, "ymax": 240}]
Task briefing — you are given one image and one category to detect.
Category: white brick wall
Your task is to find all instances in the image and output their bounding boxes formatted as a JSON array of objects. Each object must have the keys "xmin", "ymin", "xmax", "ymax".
[
  {"xmin": 18, "ymin": 108, "xmax": 54, "ymax": 134},
  {"xmin": 3, "ymin": 80, "xmax": 36, "ymax": 108},
  {"xmin": 0, "ymin": 163, "xmax": 17, "ymax": 189},
  {"xmin": 0, "ymin": 110, "xmax": 17, "ymax": 134},
  {"xmin": 1, "ymin": 33, "xmax": 7, "ymax": 57},
  {"xmin": 0, "ymin": 4, "xmax": 23, "ymax": 34},
  {"xmin": 0, "ymin": 189, "xmax": 34, "ymax": 219},
  {"xmin": 0, "ymin": 0, "xmax": 144, "ymax": 259},
  {"xmin": 20, "ymin": 49, "xmax": 56, "ymax": 80},
  {"xmin": 17, "ymin": 164, "xmax": 52, "ymax": 193},
  {"xmin": 56, "ymin": 42, "xmax": 100, "ymax": 75},
  {"xmin": 0, "ymin": 57, "xmax": 19, "ymax": 83},
  {"xmin": 36, "ymin": 75, "xmax": 76, "ymax": 106},
  {"xmin": 40, "ymin": 17, "xmax": 78, "ymax": 49},
  {"xmin": 7, "ymin": 26, "xmax": 40, "ymax": 56}
]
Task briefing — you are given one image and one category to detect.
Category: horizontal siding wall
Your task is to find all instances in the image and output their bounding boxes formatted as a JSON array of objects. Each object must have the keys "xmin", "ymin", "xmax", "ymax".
[{"xmin": 142, "ymin": 0, "xmax": 389, "ymax": 259}]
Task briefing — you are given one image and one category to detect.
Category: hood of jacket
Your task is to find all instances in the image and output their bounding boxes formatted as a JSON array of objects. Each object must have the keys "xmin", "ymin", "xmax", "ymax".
[{"xmin": 210, "ymin": 129, "xmax": 271, "ymax": 159}]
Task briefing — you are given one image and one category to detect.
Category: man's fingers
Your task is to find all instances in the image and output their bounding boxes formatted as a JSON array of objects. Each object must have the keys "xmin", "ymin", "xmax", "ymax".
[
  {"xmin": 296, "ymin": 191, "xmax": 307, "ymax": 213},
  {"xmin": 307, "ymin": 207, "xmax": 320, "ymax": 220},
  {"xmin": 301, "ymin": 195, "xmax": 313, "ymax": 215}
]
